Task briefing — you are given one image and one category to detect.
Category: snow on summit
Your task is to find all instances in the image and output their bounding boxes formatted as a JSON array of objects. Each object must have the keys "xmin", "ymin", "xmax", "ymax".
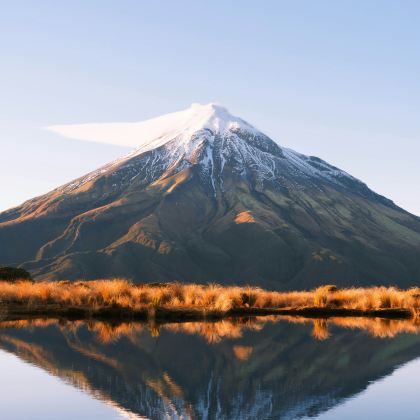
[
  {"xmin": 47, "ymin": 103, "xmax": 259, "ymax": 150},
  {"xmin": 50, "ymin": 103, "xmax": 364, "ymax": 198}
]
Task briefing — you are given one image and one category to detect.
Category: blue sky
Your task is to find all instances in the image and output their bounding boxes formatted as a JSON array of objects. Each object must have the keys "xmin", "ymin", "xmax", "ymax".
[{"xmin": 1, "ymin": 1, "xmax": 419, "ymax": 215}]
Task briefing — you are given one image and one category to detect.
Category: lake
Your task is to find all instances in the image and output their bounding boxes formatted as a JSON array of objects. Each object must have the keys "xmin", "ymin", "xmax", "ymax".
[{"xmin": 0, "ymin": 316, "xmax": 420, "ymax": 419}]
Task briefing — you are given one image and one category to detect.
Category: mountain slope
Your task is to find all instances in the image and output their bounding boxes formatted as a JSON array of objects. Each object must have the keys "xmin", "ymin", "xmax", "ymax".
[{"xmin": 1, "ymin": 103, "xmax": 420, "ymax": 288}]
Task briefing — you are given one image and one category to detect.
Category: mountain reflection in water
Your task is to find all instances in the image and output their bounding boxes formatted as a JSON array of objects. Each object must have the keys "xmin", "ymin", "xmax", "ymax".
[{"xmin": 1, "ymin": 316, "xmax": 420, "ymax": 419}]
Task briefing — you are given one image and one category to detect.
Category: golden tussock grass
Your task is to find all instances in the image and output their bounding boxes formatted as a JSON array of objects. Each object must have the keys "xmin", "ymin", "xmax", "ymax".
[{"xmin": 0, "ymin": 279, "xmax": 420, "ymax": 316}]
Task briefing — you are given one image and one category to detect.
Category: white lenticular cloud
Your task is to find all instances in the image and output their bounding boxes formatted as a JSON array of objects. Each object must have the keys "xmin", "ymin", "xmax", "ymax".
[
  {"xmin": 46, "ymin": 120, "xmax": 162, "ymax": 149},
  {"xmin": 46, "ymin": 103, "xmax": 237, "ymax": 150}
]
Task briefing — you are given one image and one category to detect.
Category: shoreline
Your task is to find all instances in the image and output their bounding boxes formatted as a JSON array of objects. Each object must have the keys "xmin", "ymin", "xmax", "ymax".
[{"xmin": 0, "ymin": 303, "xmax": 413, "ymax": 322}]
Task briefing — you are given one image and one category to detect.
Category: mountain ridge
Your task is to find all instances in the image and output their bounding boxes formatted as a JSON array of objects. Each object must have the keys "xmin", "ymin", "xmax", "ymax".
[{"xmin": 1, "ymin": 103, "xmax": 419, "ymax": 289}]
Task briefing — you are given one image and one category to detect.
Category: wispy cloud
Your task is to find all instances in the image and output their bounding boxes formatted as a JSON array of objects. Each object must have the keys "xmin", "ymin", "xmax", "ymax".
[
  {"xmin": 46, "ymin": 122, "xmax": 145, "ymax": 148},
  {"xmin": 45, "ymin": 105, "xmax": 199, "ymax": 148}
]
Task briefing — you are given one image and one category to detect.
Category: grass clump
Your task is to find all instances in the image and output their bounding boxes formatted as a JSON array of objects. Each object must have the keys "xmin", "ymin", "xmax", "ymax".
[{"xmin": 0, "ymin": 279, "xmax": 418, "ymax": 317}]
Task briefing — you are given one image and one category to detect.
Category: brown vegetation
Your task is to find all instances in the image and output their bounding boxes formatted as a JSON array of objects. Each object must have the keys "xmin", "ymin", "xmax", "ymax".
[
  {"xmin": 0, "ymin": 266, "xmax": 32, "ymax": 281},
  {"xmin": 0, "ymin": 279, "xmax": 419, "ymax": 320}
]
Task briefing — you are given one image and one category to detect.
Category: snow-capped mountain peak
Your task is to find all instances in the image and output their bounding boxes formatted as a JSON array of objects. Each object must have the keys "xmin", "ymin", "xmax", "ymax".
[
  {"xmin": 54, "ymin": 103, "xmax": 373, "ymax": 197},
  {"xmin": 4, "ymin": 105, "xmax": 417, "ymax": 287},
  {"xmin": 128, "ymin": 102, "xmax": 260, "ymax": 156}
]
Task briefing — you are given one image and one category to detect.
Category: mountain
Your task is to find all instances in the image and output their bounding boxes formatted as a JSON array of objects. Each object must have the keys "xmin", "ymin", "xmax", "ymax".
[{"xmin": 1, "ymin": 103, "xmax": 420, "ymax": 288}]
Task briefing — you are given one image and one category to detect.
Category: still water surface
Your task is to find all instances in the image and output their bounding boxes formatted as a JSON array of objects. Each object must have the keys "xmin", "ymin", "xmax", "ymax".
[{"xmin": 0, "ymin": 316, "xmax": 420, "ymax": 419}]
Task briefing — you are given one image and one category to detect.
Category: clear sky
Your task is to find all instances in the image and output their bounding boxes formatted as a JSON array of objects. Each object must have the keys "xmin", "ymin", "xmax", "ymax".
[{"xmin": 1, "ymin": 0, "xmax": 419, "ymax": 215}]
